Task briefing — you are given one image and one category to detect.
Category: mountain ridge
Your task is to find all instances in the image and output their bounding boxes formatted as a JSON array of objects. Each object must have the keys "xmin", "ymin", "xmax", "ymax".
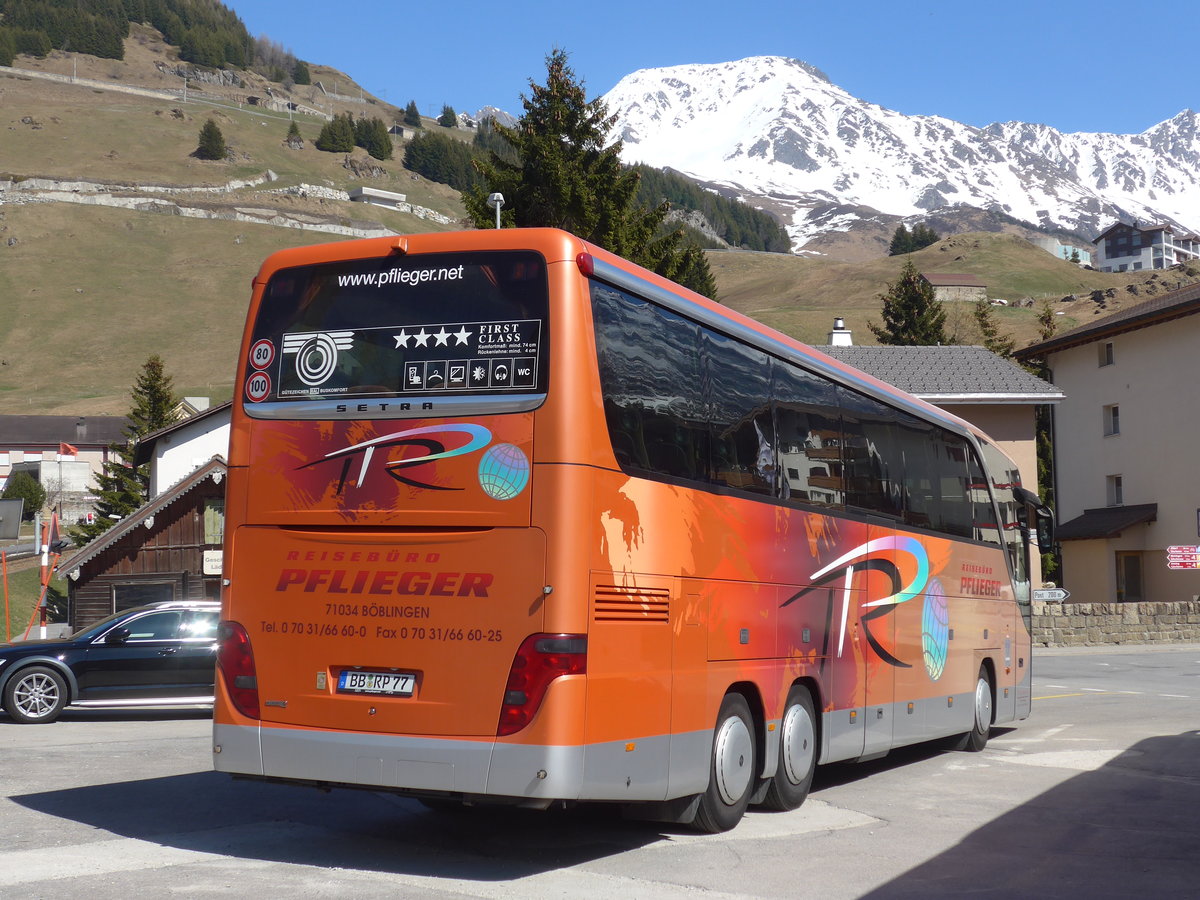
[{"xmin": 601, "ymin": 56, "xmax": 1200, "ymax": 254}]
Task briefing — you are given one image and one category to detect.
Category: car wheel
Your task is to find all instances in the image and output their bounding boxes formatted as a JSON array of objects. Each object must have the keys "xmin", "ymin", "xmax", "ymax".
[
  {"xmin": 4, "ymin": 666, "xmax": 69, "ymax": 724},
  {"xmin": 952, "ymin": 666, "xmax": 992, "ymax": 752},
  {"xmin": 760, "ymin": 685, "xmax": 816, "ymax": 811},
  {"xmin": 692, "ymin": 693, "xmax": 757, "ymax": 833}
]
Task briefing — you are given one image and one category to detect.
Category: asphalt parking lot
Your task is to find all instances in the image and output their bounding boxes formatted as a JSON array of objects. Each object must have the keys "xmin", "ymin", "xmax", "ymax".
[{"xmin": 2, "ymin": 645, "xmax": 1198, "ymax": 899}]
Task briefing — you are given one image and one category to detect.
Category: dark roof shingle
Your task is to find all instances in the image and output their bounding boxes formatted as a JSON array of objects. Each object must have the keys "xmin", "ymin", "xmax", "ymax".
[{"xmin": 816, "ymin": 345, "xmax": 1063, "ymax": 401}]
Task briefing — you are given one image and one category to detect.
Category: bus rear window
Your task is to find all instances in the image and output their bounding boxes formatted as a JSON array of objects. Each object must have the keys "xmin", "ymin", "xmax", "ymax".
[{"xmin": 243, "ymin": 251, "xmax": 549, "ymax": 414}]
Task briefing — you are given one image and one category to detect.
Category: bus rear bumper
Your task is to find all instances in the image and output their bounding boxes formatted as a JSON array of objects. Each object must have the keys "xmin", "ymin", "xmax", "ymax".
[{"xmin": 212, "ymin": 722, "xmax": 589, "ymax": 800}]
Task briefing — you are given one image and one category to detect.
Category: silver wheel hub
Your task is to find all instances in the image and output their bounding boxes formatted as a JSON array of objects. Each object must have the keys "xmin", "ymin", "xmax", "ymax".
[
  {"xmin": 974, "ymin": 677, "xmax": 992, "ymax": 731},
  {"xmin": 15, "ymin": 673, "xmax": 60, "ymax": 718},
  {"xmin": 781, "ymin": 703, "xmax": 815, "ymax": 784},
  {"xmin": 714, "ymin": 715, "xmax": 753, "ymax": 805}
]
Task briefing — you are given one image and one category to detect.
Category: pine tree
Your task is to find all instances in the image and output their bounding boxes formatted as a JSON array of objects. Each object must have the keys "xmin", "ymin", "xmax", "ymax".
[
  {"xmin": 972, "ymin": 299, "xmax": 1016, "ymax": 357},
  {"xmin": 911, "ymin": 223, "xmax": 940, "ymax": 250},
  {"xmin": 868, "ymin": 260, "xmax": 949, "ymax": 345},
  {"xmin": 196, "ymin": 119, "xmax": 226, "ymax": 160},
  {"xmin": 315, "ymin": 112, "xmax": 355, "ymax": 152},
  {"xmin": 404, "ymin": 100, "xmax": 422, "ymax": 128},
  {"xmin": 71, "ymin": 356, "xmax": 180, "ymax": 546},
  {"xmin": 354, "ymin": 116, "xmax": 393, "ymax": 160},
  {"xmin": 286, "ymin": 120, "xmax": 302, "ymax": 146},
  {"xmin": 888, "ymin": 224, "xmax": 914, "ymax": 256},
  {"xmin": 437, "ymin": 104, "xmax": 457, "ymax": 127},
  {"xmin": 462, "ymin": 49, "xmax": 717, "ymax": 299},
  {"xmin": 292, "ymin": 59, "xmax": 311, "ymax": 85}
]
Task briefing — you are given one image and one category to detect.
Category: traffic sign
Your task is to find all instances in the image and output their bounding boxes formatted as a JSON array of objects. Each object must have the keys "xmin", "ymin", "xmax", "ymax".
[{"xmin": 1032, "ymin": 588, "xmax": 1071, "ymax": 602}]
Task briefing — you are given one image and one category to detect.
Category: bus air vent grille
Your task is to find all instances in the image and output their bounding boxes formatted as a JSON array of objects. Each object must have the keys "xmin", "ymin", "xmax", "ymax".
[{"xmin": 593, "ymin": 585, "xmax": 670, "ymax": 623}]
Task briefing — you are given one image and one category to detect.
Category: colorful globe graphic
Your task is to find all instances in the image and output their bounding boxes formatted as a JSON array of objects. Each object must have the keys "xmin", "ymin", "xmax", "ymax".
[
  {"xmin": 478, "ymin": 443, "xmax": 530, "ymax": 500},
  {"xmin": 921, "ymin": 578, "xmax": 950, "ymax": 681}
]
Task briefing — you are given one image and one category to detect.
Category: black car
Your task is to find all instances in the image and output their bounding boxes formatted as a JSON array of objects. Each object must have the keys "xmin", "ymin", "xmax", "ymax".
[{"xmin": 0, "ymin": 600, "xmax": 220, "ymax": 724}]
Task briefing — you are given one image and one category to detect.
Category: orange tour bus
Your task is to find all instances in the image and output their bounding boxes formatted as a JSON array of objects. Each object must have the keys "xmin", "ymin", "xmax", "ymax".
[{"xmin": 213, "ymin": 227, "xmax": 1051, "ymax": 832}]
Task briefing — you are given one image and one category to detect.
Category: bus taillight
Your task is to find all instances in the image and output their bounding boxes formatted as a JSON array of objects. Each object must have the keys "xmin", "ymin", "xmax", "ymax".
[
  {"xmin": 217, "ymin": 621, "xmax": 260, "ymax": 719},
  {"xmin": 497, "ymin": 634, "xmax": 587, "ymax": 736}
]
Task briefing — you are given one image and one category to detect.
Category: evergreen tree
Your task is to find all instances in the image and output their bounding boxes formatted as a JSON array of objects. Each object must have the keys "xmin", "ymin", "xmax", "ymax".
[
  {"xmin": 315, "ymin": 112, "xmax": 355, "ymax": 152},
  {"xmin": 888, "ymin": 224, "xmax": 914, "ymax": 256},
  {"xmin": 1, "ymin": 471, "xmax": 46, "ymax": 521},
  {"xmin": 438, "ymin": 104, "xmax": 457, "ymax": 127},
  {"xmin": 286, "ymin": 119, "xmax": 301, "ymax": 144},
  {"xmin": 911, "ymin": 223, "xmax": 940, "ymax": 250},
  {"xmin": 71, "ymin": 355, "xmax": 180, "ymax": 546},
  {"xmin": 972, "ymin": 299, "xmax": 1016, "ymax": 357},
  {"xmin": 0, "ymin": 29, "xmax": 15, "ymax": 67},
  {"xmin": 354, "ymin": 116, "xmax": 393, "ymax": 160},
  {"xmin": 292, "ymin": 59, "xmax": 311, "ymax": 85},
  {"xmin": 1036, "ymin": 299, "xmax": 1058, "ymax": 342},
  {"xmin": 404, "ymin": 129, "xmax": 481, "ymax": 191},
  {"xmin": 404, "ymin": 100, "xmax": 422, "ymax": 128},
  {"xmin": 195, "ymin": 118, "xmax": 226, "ymax": 160},
  {"xmin": 868, "ymin": 260, "xmax": 948, "ymax": 345},
  {"xmin": 462, "ymin": 49, "xmax": 717, "ymax": 299}
]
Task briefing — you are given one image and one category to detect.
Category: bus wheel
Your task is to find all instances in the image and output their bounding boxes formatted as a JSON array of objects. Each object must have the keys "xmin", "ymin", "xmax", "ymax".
[
  {"xmin": 693, "ymin": 693, "xmax": 757, "ymax": 833},
  {"xmin": 954, "ymin": 667, "xmax": 993, "ymax": 752},
  {"xmin": 760, "ymin": 686, "xmax": 816, "ymax": 811}
]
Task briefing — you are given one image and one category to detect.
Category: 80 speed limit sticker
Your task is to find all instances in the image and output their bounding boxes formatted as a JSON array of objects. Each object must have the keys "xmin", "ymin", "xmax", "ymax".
[
  {"xmin": 249, "ymin": 338, "xmax": 276, "ymax": 371},
  {"xmin": 245, "ymin": 370, "xmax": 272, "ymax": 402}
]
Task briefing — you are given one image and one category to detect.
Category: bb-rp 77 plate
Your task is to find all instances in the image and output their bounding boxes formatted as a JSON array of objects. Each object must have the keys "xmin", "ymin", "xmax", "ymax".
[{"xmin": 337, "ymin": 670, "xmax": 415, "ymax": 696}]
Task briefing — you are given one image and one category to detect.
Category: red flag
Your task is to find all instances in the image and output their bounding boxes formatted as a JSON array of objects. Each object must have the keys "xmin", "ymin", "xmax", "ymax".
[{"xmin": 59, "ymin": 442, "xmax": 78, "ymax": 456}]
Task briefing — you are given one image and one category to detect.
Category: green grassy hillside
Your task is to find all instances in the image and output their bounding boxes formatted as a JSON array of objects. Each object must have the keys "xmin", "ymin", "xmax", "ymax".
[{"xmin": 2, "ymin": 30, "xmax": 1196, "ymax": 415}]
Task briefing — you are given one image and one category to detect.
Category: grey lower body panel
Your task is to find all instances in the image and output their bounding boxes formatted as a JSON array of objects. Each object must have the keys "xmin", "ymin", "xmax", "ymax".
[
  {"xmin": 213, "ymin": 722, "xmax": 699, "ymax": 801},
  {"xmin": 821, "ymin": 691, "xmax": 976, "ymax": 763}
]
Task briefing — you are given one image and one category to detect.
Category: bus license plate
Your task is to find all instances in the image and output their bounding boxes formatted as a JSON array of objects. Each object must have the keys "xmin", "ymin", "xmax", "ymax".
[{"xmin": 337, "ymin": 670, "xmax": 415, "ymax": 696}]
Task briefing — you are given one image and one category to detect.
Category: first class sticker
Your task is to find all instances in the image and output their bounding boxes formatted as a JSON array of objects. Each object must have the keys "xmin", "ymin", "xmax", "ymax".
[{"xmin": 246, "ymin": 370, "xmax": 272, "ymax": 402}]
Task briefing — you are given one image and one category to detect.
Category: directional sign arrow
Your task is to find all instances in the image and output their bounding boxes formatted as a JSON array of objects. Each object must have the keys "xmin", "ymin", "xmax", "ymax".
[{"xmin": 1032, "ymin": 588, "xmax": 1071, "ymax": 602}]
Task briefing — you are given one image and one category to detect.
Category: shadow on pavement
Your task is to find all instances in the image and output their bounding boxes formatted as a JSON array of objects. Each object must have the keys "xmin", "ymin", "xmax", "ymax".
[
  {"xmin": 11, "ymin": 770, "xmax": 668, "ymax": 881},
  {"xmin": 862, "ymin": 730, "xmax": 1200, "ymax": 898}
]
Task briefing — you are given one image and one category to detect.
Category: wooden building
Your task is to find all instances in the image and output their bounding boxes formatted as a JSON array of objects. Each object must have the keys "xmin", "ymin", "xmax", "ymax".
[{"xmin": 57, "ymin": 458, "xmax": 226, "ymax": 629}]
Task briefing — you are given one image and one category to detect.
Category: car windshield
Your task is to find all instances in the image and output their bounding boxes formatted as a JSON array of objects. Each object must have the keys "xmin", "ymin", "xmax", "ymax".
[{"xmin": 71, "ymin": 609, "xmax": 134, "ymax": 640}]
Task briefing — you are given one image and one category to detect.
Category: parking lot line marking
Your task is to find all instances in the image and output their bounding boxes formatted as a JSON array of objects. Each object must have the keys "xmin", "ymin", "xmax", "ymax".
[{"xmin": 1033, "ymin": 692, "xmax": 1111, "ymax": 700}]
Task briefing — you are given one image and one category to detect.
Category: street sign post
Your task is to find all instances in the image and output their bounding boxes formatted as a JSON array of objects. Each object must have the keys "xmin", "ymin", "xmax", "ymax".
[
  {"xmin": 1167, "ymin": 545, "xmax": 1200, "ymax": 570},
  {"xmin": 1032, "ymin": 588, "xmax": 1071, "ymax": 602}
]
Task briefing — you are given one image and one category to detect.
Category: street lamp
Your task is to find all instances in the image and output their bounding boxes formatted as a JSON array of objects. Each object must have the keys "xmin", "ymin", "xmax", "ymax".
[{"xmin": 487, "ymin": 192, "xmax": 505, "ymax": 229}]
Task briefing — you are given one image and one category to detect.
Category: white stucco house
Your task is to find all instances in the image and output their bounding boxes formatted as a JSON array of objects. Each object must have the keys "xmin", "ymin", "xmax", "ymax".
[{"xmin": 1015, "ymin": 280, "xmax": 1200, "ymax": 603}]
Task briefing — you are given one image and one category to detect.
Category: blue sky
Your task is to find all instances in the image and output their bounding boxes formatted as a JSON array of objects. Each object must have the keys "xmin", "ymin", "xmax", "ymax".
[{"xmin": 226, "ymin": 0, "xmax": 1195, "ymax": 135}]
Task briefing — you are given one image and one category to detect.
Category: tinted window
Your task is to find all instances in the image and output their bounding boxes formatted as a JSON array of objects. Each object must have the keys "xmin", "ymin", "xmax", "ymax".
[
  {"xmin": 840, "ymin": 389, "xmax": 905, "ymax": 519},
  {"xmin": 703, "ymin": 329, "xmax": 772, "ymax": 495},
  {"xmin": 122, "ymin": 611, "xmax": 184, "ymax": 641},
  {"xmin": 771, "ymin": 362, "xmax": 844, "ymax": 507},
  {"xmin": 249, "ymin": 251, "xmax": 549, "ymax": 404},
  {"xmin": 593, "ymin": 284, "xmax": 706, "ymax": 480}
]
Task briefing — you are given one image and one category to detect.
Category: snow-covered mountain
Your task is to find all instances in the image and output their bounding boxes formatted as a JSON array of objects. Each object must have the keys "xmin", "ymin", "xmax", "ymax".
[{"xmin": 601, "ymin": 56, "xmax": 1200, "ymax": 253}]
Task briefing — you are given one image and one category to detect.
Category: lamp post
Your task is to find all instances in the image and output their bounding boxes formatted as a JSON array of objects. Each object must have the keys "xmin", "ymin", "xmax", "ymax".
[{"xmin": 487, "ymin": 192, "xmax": 505, "ymax": 229}]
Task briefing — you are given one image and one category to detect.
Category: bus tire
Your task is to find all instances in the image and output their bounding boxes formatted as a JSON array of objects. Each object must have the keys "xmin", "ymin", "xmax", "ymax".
[
  {"xmin": 953, "ymin": 666, "xmax": 993, "ymax": 752},
  {"xmin": 693, "ymin": 692, "xmax": 757, "ymax": 833},
  {"xmin": 760, "ymin": 685, "xmax": 816, "ymax": 811}
]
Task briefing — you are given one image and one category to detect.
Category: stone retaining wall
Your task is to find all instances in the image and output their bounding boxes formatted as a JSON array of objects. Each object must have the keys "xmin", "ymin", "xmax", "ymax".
[{"xmin": 1032, "ymin": 600, "xmax": 1200, "ymax": 646}]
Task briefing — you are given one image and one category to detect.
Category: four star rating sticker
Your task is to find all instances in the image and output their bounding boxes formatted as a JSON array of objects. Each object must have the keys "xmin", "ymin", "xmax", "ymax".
[{"xmin": 395, "ymin": 326, "xmax": 473, "ymax": 349}]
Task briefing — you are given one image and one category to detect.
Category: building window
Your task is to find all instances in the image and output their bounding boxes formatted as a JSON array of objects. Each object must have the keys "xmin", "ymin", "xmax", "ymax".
[
  {"xmin": 1099, "ymin": 341, "xmax": 1115, "ymax": 367},
  {"xmin": 1106, "ymin": 475, "xmax": 1123, "ymax": 506},
  {"xmin": 112, "ymin": 581, "xmax": 175, "ymax": 612},
  {"xmin": 1103, "ymin": 404, "xmax": 1120, "ymax": 436},
  {"xmin": 1116, "ymin": 552, "xmax": 1144, "ymax": 603},
  {"xmin": 203, "ymin": 498, "xmax": 225, "ymax": 545}
]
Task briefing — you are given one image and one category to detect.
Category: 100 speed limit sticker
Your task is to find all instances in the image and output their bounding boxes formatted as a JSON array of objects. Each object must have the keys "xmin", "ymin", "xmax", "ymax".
[{"xmin": 245, "ymin": 370, "xmax": 271, "ymax": 402}]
